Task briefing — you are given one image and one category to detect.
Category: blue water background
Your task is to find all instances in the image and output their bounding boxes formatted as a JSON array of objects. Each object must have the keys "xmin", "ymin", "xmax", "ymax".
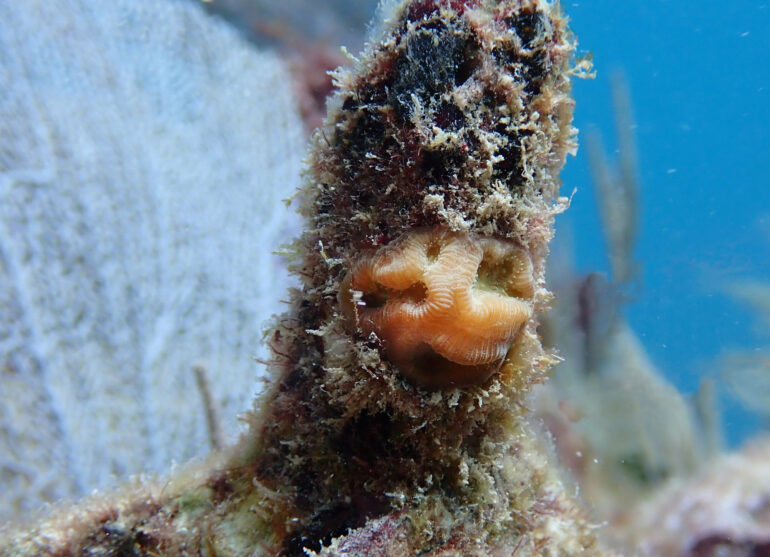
[{"xmin": 562, "ymin": 1, "xmax": 770, "ymax": 445}]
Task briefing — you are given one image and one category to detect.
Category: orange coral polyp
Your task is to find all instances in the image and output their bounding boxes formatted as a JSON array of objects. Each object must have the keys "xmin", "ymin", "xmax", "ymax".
[{"xmin": 344, "ymin": 228, "xmax": 535, "ymax": 388}]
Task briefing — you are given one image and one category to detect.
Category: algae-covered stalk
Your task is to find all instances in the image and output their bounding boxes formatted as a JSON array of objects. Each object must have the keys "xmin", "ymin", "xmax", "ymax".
[
  {"xmin": 2, "ymin": 0, "xmax": 608, "ymax": 555},
  {"xmin": 245, "ymin": 0, "xmax": 600, "ymax": 553}
]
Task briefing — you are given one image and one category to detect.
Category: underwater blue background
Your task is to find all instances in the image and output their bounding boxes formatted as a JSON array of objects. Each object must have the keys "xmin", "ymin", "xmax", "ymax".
[{"xmin": 563, "ymin": 1, "xmax": 770, "ymax": 445}]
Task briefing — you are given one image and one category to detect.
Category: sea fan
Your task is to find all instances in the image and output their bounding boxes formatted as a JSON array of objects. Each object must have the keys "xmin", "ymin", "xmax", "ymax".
[{"xmin": 0, "ymin": 0, "xmax": 305, "ymax": 519}]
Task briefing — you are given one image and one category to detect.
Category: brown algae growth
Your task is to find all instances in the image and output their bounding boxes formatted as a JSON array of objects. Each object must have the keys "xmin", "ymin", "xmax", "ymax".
[{"xmin": 1, "ymin": 0, "xmax": 609, "ymax": 555}]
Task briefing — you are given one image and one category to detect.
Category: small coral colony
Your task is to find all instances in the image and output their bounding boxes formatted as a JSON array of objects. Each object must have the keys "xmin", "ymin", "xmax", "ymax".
[{"xmin": 340, "ymin": 228, "xmax": 535, "ymax": 389}]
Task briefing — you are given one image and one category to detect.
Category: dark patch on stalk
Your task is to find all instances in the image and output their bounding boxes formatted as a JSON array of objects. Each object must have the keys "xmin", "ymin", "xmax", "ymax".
[{"xmin": 389, "ymin": 21, "xmax": 479, "ymax": 119}]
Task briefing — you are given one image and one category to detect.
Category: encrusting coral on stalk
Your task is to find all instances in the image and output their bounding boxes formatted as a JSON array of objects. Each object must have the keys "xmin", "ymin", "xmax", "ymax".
[
  {"xmin": 1, "ymin": 0, "xmax": 611, "ymax": 555},
  {"xmin": 340, "ymin": 227, "xmax": 535, "ymax": 388}
]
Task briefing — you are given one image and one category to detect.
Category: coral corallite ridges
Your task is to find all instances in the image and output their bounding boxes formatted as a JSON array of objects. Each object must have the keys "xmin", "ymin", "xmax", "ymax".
[{"xmin": 341, "ymin": 227, "xmax": 535, "ymax": 389}]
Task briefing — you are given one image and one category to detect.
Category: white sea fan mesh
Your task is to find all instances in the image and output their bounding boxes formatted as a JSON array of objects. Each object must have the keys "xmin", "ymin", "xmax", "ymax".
[{"xmin": 0, "ymin": 0, "xmax": 305, "ymax": 519}]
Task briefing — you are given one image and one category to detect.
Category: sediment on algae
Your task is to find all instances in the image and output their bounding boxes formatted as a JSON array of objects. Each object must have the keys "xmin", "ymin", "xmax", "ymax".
[{"xmin": 2, "ymin": 1, "xmax": 609, "ymax": 556}]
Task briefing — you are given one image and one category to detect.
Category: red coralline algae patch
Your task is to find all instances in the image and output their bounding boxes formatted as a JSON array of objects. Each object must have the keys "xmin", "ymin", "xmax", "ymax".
[
  {"xmin": 288, "ymin": 45, "xmax": 348, "ymax": 131},
  {"xmin": 406, "ymin": 0, "xmax": 481, "ymax": 22}
]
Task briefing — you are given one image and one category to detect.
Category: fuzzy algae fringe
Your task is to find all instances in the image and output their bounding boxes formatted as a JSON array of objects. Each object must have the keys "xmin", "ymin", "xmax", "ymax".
[{"xmin": 1, "ymin": 0, "xmax": 612, "ymax": 555}]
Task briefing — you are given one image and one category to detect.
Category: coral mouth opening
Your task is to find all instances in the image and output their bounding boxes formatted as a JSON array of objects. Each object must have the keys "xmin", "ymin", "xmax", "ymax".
[
  {"xmin": 476, "ymin": 257, "xmax": 518, "ymax": 295},
  {"xmin": 475, "ymin": 245, "xmax": 536, "ymax": 299},
  {"xmin": 426, "ymin": 239, "xmax": 442, "ymax": 261},
  {"xmin": 360, "ymin": 290, "xmax": 388, "ymax": 309},
  {"xmin": 360, "ymin": 281, "xmax": 428, "ymax": 309},
  {"xmin": 404, "ymin": 343, "xmax": 501, "ymax": 390}
]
